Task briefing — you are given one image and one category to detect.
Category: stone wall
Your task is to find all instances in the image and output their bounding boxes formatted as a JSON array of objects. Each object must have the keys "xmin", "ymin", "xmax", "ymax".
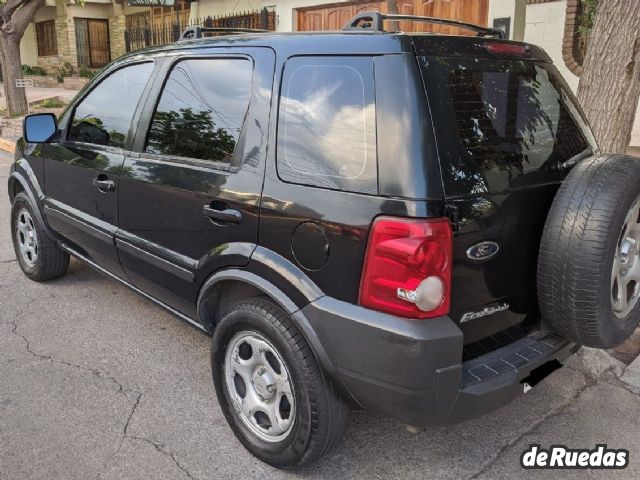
[
  {"xmin": 23, "ymin": 75, "xmax": 59, "ymax": 88},
  {"xmin": 62, "ymin": 77, "xmax": 90, "ymax": 90},
  {"xmin": 109, "ymin": 14, "xmax": 127, "ymax": 61},
  {"xmin": 35, "ymin": 15, "xmax": 75, "ymax": 75}
]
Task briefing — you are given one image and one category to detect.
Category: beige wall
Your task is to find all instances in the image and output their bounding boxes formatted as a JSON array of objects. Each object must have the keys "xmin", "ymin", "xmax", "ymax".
[
  {"xmin": 487, "ymin": 0, "xmax": 525, "ymax": 40},
  {"xmin": 631, "ymin": 103, "xmax": 640, "ymax": 147},
  {"xmin": 522, "ymin": 1, "xmax": 580, "ymax": 91},
  {"xmin": 20, "ymin": 24, "xmax": 38, "ymax": 66}
]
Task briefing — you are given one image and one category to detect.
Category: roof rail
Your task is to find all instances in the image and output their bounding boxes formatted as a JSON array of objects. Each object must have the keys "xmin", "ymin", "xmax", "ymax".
[
  {"xmin": 342, "ymin": 11, "xmax": 504, "ymax": 39},
  {"xmin": 179, "ymin": 26, "xmax": 268, "ymax": 40}
]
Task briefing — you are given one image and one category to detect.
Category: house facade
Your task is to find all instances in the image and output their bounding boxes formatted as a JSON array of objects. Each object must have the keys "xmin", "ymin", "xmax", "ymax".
[{"xmin": 19, "ymin": 0, "xmax": 149, "ymax": 74}]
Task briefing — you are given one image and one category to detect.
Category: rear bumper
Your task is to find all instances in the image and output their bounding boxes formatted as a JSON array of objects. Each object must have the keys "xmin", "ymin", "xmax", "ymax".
[{"xmin": 302, "ymin": 297, "xmax": 577, "ymax": 427}]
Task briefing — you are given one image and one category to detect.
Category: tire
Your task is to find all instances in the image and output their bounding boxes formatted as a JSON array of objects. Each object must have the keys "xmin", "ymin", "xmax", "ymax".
[
  {"xmin": 538, "ymin": 154, "xmax": 640, "ymax": 348},
  {"xmin": 11, "ymin": 192, "xmax": 69, "ymax": 282},
  {"xmin": 211, "ymin": 297, "xmax": 350, "ymax": 469}
]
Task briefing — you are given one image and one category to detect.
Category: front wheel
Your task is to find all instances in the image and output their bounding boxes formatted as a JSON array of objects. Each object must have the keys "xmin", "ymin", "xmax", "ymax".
[
  {"xmin": 211, "ymin": 298, "xmax": 350, "ymax": 469},
  {"xmin": 11, "ymin": 192, "xmax": 69, "ymax": 282}
]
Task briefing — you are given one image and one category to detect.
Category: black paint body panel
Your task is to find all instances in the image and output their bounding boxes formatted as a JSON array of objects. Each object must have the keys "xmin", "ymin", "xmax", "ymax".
[{"xmin": 8, "ymin": 32, "xmax": 598, "ymax": 427}]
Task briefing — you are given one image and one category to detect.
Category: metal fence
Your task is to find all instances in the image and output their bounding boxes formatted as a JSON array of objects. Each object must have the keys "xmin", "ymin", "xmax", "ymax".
[{"xmin": 124, "ymin": 8, "xmax": 276, "ymax": 53}]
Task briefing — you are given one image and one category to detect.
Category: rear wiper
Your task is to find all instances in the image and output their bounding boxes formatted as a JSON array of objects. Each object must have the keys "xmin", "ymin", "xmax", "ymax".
[{"xmin": 558, "ymin": 149, "xmax": 592, "ymax": 170}]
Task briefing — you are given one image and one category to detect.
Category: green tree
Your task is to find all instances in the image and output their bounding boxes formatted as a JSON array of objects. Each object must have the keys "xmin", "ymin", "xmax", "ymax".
[
  {"xmin": 147, "ymin": 107, "xmax": 236, "ymax": 161},
  {"xmin": 0, "ymin": 0, "xmax": 46, "ymax": 115}
]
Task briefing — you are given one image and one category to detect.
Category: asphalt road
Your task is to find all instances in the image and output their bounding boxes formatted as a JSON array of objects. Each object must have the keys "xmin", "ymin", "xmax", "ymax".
[{"xmin": 1, "ymin": 149, "xmax": 640, "ymax": 480}]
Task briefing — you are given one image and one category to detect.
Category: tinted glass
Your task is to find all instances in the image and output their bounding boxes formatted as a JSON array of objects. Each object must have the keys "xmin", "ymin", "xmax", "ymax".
[
  {"xmin": 69, "ymin": 62, "xmax": 153, "ymax": 148},
  {"xmin": 145, "ymin": 58, "xmax": 253, "ymax": 163},
  {"xmin": 422, "ymin": 57, "xmax": 590, "ymax": 196},
  {"xmin": 277, "ymin": 57, "xmax": 377, "ymax": 194}
]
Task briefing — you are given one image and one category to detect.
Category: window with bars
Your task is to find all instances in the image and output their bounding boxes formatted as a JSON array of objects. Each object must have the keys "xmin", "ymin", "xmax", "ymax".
[{"xmin": 36, "ymin": 20, "xmax": 57, "ymax": 57}]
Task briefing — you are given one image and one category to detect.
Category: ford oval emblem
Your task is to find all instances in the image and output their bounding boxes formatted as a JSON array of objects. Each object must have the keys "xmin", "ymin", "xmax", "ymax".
[{"xmin": 466, "ymin": 241, "xmax": 500, "ymax": 261}]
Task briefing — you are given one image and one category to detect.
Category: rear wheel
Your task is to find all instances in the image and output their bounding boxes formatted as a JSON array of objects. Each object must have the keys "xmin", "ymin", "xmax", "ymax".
[
  {"xmin": 11, "ymin": 193, "xmax": 69, "ymax": 281},
  {"xmin": 211, "ymin": 298, "xmax": 349, "ymax": 469},
  {"xmin": 538, "ymin": 154, "xmax": 640, "ymax": 348}
]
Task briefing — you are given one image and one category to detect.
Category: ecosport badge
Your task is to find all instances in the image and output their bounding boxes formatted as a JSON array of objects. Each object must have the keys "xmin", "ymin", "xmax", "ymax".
[
  {"xmin": 466, "ymin": 241, "xmax": 500, "ymax": 261},
  {"xmin": 460, "ymin": 302, "xmax": 510, "ymax": 323}
]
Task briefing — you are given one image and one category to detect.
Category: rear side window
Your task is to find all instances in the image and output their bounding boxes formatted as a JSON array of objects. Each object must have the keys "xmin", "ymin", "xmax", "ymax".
[
  {"xmin": 68, "ymin": 62, "xmax": 154, "ymax": 148},
  {"xmin": 145, "ymin": 58, "xmax": 253, "ymax": 164},
  {"xmin": 277, "ymin": 56, "xmax": 377, "ymax": 194},
  {"xmin": 422, "ymin": 58, "xmax": 590, "ymax": 196}
]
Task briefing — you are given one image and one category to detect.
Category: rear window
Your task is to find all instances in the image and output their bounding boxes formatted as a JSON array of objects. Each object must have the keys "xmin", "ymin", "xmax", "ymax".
[
  {"xmin": 421, "ymin": 57, "xmax": 591, "ymax": 196},
  {"xmin": 277, "ymin": 56, "xmax": 377, "ymax": 194}
]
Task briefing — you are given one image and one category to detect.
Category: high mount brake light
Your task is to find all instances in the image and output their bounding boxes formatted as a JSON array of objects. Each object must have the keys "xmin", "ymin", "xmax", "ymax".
[
  {"xmin": 486, "ymin": 43, "xmax": 528, "ymax": 56},
  {"xmin": 359, "ymin": 217, "xmax": 452, "ymax": 319}
]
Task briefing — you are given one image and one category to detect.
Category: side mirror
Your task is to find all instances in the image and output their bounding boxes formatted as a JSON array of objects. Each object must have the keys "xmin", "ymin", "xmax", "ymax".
[{"xmin": 23, "ymin": 113, "xmax": 57, "ymax": 143}]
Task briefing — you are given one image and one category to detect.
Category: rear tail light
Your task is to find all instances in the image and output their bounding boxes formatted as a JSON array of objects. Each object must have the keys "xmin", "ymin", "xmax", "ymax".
[{"xmin": 359, "ymin": 217, "xmax": 452, "ymax": 319}]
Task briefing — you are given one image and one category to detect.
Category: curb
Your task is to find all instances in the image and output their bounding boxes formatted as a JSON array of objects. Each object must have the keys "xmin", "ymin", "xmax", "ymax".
[{"xmin": 0, "ymin": 137, "xmax": 16, "ymax": 154}]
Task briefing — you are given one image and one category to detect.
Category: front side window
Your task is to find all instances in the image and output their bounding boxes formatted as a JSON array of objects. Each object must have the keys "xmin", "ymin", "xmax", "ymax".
[
  {"xmin": 277, "ymin": 56, "xmax": 377, "ymax": 194},
  {"xmin": 145, "ymin": 58, "xmax": 253, "ymax": 163},
  {"xmin": 68, "ymin": 62, "xmax": 154, "ymax": 149}
]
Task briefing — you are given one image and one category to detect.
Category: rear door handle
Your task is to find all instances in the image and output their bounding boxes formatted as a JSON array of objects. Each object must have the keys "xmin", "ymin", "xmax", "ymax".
[
  {"xmin": 93, "ymin": 175, "xmax": 115, "ymax": 192},
  {"xmin": 203, "ymin": 205, "xmax": 242, "ymax": 224}
]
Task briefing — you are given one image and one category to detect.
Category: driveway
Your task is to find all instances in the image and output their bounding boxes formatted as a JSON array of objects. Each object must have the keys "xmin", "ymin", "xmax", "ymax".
[{"xmin": 1, "ymin": 149, "xmax": 640, "ymax": 480}]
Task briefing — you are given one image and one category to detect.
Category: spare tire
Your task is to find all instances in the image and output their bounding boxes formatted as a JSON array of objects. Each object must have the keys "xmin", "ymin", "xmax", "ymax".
[{"xmin": 538, "ymin": 154, "xmax": 640, "ymax": 348}]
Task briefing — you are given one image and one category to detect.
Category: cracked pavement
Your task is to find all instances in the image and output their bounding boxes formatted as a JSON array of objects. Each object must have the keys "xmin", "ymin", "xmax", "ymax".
[{"xmin": 1, "ymin": 150, "xmax": 640, "ymax": 479}]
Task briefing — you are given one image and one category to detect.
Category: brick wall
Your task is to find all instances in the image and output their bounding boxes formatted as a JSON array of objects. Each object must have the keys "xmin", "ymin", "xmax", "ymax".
[{"xmin": 562, "ymin": 0, "xmax": 584, "ymax": 75}]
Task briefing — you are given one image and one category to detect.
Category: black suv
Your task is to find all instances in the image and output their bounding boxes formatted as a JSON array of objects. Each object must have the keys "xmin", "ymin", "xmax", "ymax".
[{"xmin": 9, "ymin": 12, "xmax": 640, "ymax": 469}]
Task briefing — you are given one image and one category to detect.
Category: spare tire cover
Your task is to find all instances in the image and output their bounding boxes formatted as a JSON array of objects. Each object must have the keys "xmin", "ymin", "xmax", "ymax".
[{"xmin": 538, "ymin": 154, "xmax": 640, "ymax": 348}]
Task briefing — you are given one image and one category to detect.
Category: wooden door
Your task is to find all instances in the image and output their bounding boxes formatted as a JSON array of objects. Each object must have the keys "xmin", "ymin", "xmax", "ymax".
[
  {"xmin": 88, "ymin": 20, "xmax": 110, "ymax": 68},
  {"xmin": 151, "ymin": 1, "xmax": 191, "ymax": 28},
  {"xmin": 296, "ymin": 0, "xmax": 488, "ymax": 34},
  {"xmin": 297, "ymin": 1, "xmax": 384, "ymax": 30},
  {"xmin": 75, "ymin": 19, "xmax": 110, "ymax": 68}
]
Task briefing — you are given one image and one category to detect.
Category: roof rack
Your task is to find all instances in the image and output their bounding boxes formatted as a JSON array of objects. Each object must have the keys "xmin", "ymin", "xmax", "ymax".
[
  {"xmin": 179, "ymin": 26, "xmax": 268, "ymax": 40},
  {"xmin": 343, "ymin": 11, "xmax": 504, "ymax": 39}
]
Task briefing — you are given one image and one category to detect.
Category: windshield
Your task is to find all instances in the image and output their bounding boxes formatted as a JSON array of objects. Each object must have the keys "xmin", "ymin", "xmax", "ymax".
[{"xmin": 421, "ymin": 57, "xmax": 594, "ymax": 196}]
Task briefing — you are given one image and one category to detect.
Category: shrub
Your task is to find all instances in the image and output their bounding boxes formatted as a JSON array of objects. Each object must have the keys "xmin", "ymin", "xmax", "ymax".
[
  {"xmin": 21, "ymin": 65, "xmax": 47, "ymax": 76},
  {"xmin": 55, "ymin": 62, "xmax": 74, "ymax": 82},
  {"xmin": 78, "ymin": 67, "xmax": 96, "ymax": 79},
  {"xmin": 37, "ymin": 97, "xmax": 66, "ymax": 109}
]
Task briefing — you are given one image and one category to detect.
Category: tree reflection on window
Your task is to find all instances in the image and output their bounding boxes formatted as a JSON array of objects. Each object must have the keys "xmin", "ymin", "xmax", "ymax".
[{"xmin": 145, "ymin": 59, "xmax": 253, "ymax": 163}]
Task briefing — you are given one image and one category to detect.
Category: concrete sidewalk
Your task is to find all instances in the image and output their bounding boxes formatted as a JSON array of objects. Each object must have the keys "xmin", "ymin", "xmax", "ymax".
[
  {"xmin": 0, "ymin": 85, "xmax": 75, "ymax": 149},
  {"xmin": 0, "ymin": 84, "xmax": 78, "ymax": 110}
]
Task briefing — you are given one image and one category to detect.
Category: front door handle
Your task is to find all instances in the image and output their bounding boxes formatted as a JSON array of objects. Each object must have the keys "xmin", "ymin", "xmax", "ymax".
[
  {"xmin": 93, "ymin": 175, "xmax": 115, "ymax": 192},
  {"xmin": 203, "ymin": 204, "xmax": 242, "ymax": 224}
]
